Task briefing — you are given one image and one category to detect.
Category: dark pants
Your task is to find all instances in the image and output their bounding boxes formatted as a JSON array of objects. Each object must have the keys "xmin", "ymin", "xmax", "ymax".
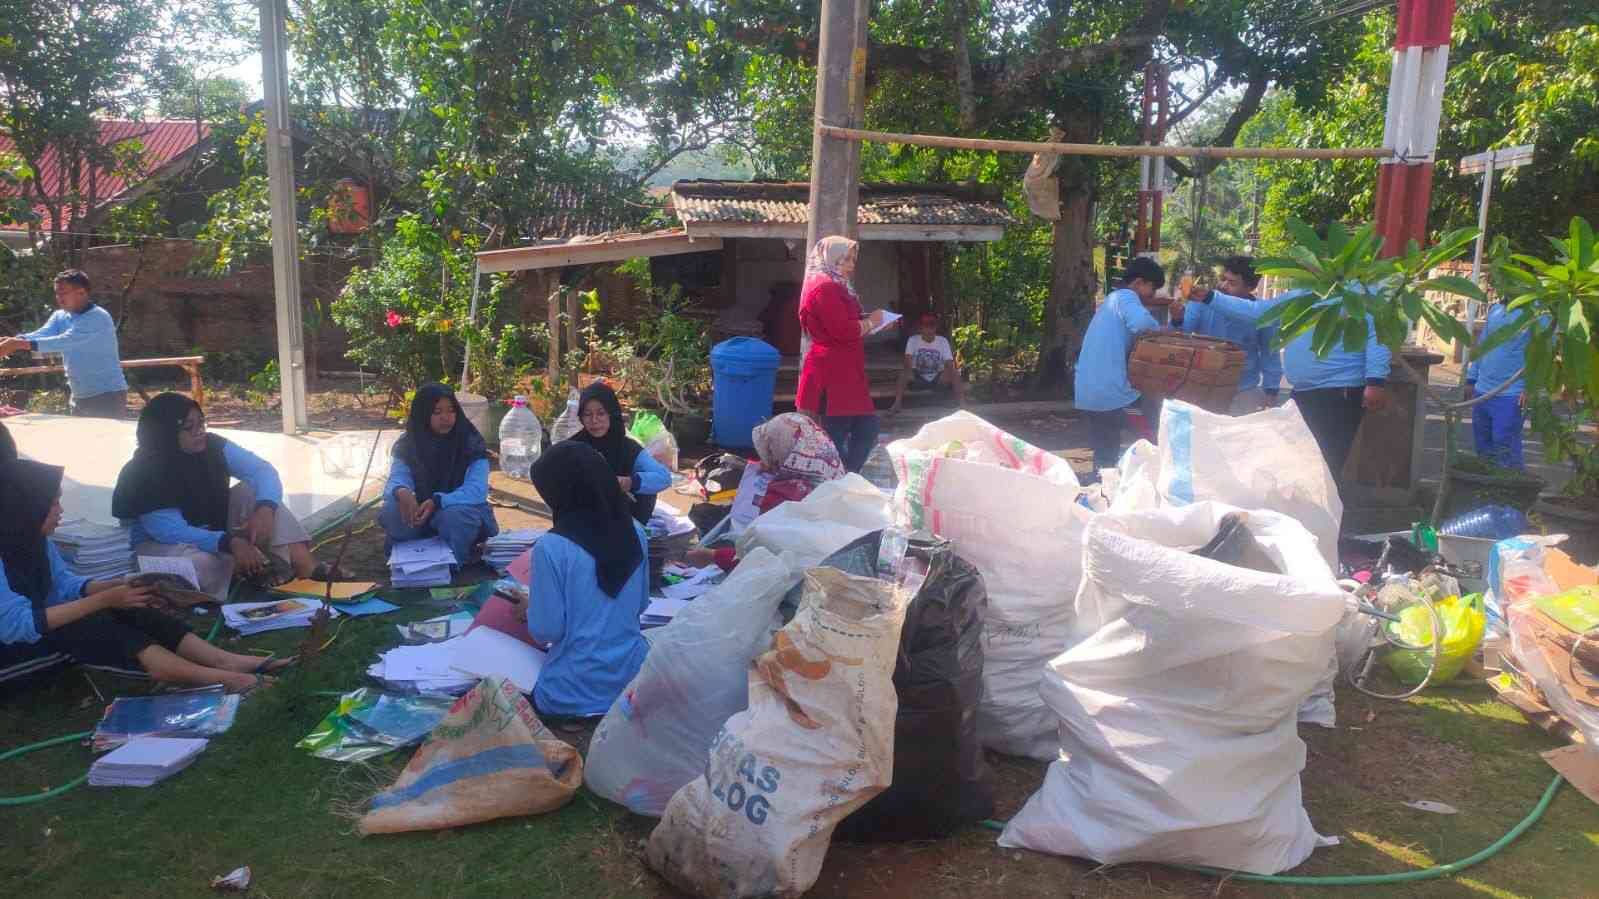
[
  {"xmin": 1293, "ymin": 387, "xmax": 1366, "ymax": 483},
  {"xmin": 1082, "ymin": 394, "xmax": 1161, "ymax": 474},
  {"xmin": 49, "ymin": 607, "xmax": 191, "ymax": 674},
  {"xmin": 822, "ymin": 413, "xmax": 881, "ymax": 474},
  {"xmin": 70, "ymin": 389, "xmax": 128, "ymax": 419},
  {"xmin": 1472, "ymin": 392, "xmax": 1525, "ymax": 469}
]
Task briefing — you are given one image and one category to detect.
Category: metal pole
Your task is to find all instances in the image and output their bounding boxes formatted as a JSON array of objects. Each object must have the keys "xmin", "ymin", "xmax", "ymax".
[
  {"xmin": 261, "ymin": 0, "xmax": 308, "ymax": 434},
  {"xmin": 1467, "ymin": 154, "xmax": 1495, "ymax": 315},
  {"xmin": 805, "ymin": 0, "xmax": 869, "ymax": 250},
  {"xmin": 459, "ymin": 263, "xmax": 481, "ymax": 388}
]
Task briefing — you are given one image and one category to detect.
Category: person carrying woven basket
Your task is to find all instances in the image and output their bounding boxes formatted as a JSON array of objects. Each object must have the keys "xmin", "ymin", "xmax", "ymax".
[
  {"xmin": 1072, "ymin": 256, "xmax": 1166, "ymax": 477},
  {"xmin": 1170, "ymin": 256, "xmax": 1284, "ymax": 415}
]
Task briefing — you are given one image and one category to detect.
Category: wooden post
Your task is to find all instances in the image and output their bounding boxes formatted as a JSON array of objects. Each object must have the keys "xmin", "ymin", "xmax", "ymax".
[
  {"xmin": 564, "ymin": 287, "xmax": 580, "ymax": 388},
  {"xmin": 546, "ymin": 280, "xmax": 562, "ymax": 384},
  {"xmin": 805, "ymin": 0, "xmax": 869, "ymax": 250},
  {"xmin": 188, "ymin": 361, "xmax": 205, "ymax": 409},
  {"xmin": 260, "ymin": 0, "xmax": 309, "ymax": 434}
]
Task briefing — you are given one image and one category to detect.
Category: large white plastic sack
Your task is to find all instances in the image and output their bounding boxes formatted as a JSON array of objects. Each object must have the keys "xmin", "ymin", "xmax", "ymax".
[
  {"xmin": 888, "ymin": 411, "xmax": 1092, "ymax": 759},
  {"xmin": 735, "ymin": 473, "xmax": 891, "ymax": 569},
  {"xmin": 1155, "ymin": 399, "xmax": 1344, "ymax": 726},
  {"xmin": 999, "ymin": 503, "xmax": 1346, "ymax": 874},
  {"xmin": 584, "ymin": 548, "xmax": 801, "ymax": 816}
]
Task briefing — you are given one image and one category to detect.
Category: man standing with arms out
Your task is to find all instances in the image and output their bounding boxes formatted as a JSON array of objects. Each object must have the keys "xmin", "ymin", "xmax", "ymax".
[
  {"xmin": 0, "ymin": 270, "xmax": 128, "ymax": 419},
  {"xmin": 1172, "ymin": 256, "xmax": 1283, "ymax": 414},
  {"xmin": 1074, "ymin": 257, "xmax": 1165, "ymax": 477},
  {"xmin": 1183, "ymin": 280, "xmax": 1390, "ymax": 491},
  {"xmin": 1466, "ymin": 297, "xmax": 1536, "ymax": 469},
  {"xmin": 890, "ymin": 313, "xmax": 965, "ymax": 414}
]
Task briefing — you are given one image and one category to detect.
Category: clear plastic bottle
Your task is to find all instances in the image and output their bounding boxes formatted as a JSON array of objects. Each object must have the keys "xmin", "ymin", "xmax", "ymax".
[
  {"xmin": 1437, "ymin": 504, "xmax": 1529, "ymax": 540},
  {"xmin": 498, "ymin": 395, "xmax": 543, "ymax": 480},
  {"xmin": 549, "ymin": 388, "xmax": 582, "ymax": 444},
  {"xmin": 860, "ymin": 440, "xmax": 898, "ymax": 493}
]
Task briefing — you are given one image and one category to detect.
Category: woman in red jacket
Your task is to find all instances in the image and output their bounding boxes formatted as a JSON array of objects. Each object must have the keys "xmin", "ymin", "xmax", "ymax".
[{"xmin": 795, "ymin": 235, "xmax": 890, "ymax": 473}]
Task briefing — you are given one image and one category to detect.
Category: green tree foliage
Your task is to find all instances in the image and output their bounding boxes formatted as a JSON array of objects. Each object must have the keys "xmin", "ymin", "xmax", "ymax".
[{"xmin": 1252, "ymin": 1, "xmax": 1599, "ymax": 252}]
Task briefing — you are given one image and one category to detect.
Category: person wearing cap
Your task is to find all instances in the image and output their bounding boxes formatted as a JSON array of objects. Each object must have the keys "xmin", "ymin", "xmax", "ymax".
[
  {"xmin": 1073, "ymin": 257, "xmax": 1166, "ymax": 476},
  {"xmin": 0, "ymin": 270, "xmax": 128, "ymax": 418},
  {"xmin": 1170, "ymin": 255, "xmax": 1283, "ymax": 414},
  {"xmin": 890, "ymin": 313, "xmax": 965, "ymax": 414}
]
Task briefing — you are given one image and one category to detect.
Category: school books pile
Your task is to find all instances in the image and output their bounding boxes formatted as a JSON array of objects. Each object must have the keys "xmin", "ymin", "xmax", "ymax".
[
  {"xmin": 89, "ymin": 737, "xmax": 208, "ymax": 787},
  {"xmin": 49, "ymin": 518, "xmax": 133, "ymax": 580},
  {"xmin": 92, "ymin": 687, "xmax": 241, "ymax": 751},
  {"xmin": 222, "ymin": 598, "xmax": 340, "ymax": 636},
  {"xmin": 482, "ymin": 528, "xmax": 545, "ymax": 574},
  {"xmin": 389, "ymin": 537, "xmax": 456, "ymax": 588}
]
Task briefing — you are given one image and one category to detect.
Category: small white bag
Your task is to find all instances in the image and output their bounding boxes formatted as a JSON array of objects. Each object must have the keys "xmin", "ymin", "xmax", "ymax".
[{"xmin": 734, "ymin": 474, "xmax": 891, "ymax": 569}]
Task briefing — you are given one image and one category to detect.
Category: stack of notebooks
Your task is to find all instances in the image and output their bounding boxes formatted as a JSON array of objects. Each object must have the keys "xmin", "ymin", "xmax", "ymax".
[
  {"xmin": 367, "ymin": 640, "xmax": 477, "ymax": 694},
  {"xmin": 482, "ymin": 528, "xmax": 545, "ymax": 574},
  {"xmin": 89, "ymin": 737, "xmax": 208, "ymax": 787},
  {"xmin": 222, "ymin": 598, "xmax": 341, "ymax": 636},
  {"xmin": 93, "ymin": 687, "xmax": 240, "ymax": 751},
  {"xmin": 389, "ymin": 537, "xmax": 457, "ymax": 587},
  {"xmin": 49, "ymin": 518, "xmax": 133, "ymax": 580}
]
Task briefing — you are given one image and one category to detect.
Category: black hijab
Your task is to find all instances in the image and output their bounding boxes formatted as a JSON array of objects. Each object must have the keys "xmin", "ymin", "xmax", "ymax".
[
  {"xmin": 530, "ymin": 441, "xmax": 643, "ymax": 598},
  {"xmin": 393, "ymin": 384, "xmax": 490, "ymax": 500},
  {"xmin": 111, "ymin": 393, "xmax": 232, "ymax": 530},
  {"xmin": 566, "ymin": 381, "xmax": 655, "ymax": 525},
  {"xmin": 0, "ymin": 421, "xmax": 16, "ymax": 465},
  {"xmin": 0, "ymin": 459, "xmax": 64, "ymax": 609}
]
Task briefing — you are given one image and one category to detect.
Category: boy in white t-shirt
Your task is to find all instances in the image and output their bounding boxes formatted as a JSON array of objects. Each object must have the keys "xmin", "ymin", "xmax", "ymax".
[{"xmin": 890, "ymin": 313, "xmax": 965, "ymax": 413}]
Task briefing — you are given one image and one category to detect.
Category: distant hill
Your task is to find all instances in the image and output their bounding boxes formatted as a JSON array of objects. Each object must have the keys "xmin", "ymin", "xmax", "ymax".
[{"xmin": 610, "ymin": 144, "xmax": 757, "ymax": 187}]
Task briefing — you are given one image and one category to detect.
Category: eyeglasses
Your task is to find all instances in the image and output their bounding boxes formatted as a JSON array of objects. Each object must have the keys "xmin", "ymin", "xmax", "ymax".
[
  {"xmin": 179, "ymin": 416, "xmax": 207, "ymax": 434},
  {"xmin": 579, "ymin": 409, "xmax": 609, "ymax": 422}
]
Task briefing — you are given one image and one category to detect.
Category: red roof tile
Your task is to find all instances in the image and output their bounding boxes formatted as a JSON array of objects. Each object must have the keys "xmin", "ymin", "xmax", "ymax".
[{"xmin": 0, "ymin": 119, "xmax": 210, "ymax": 232}]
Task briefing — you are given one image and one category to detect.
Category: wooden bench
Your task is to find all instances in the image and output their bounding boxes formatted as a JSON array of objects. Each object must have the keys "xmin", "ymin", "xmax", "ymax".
[{"xmin": 0, "ymin": 355, "xmax": 206, "ymax": 407}]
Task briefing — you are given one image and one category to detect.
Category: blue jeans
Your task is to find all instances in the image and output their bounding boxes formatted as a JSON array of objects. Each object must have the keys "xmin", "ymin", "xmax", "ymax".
[
  {"xmin": 1472, "ymin": 392, "xmax": 1525, "ymax": 469},
  {"xmin": 379, "ymin": 497, "xmax": 499, "ymax": 565},
  {"xmin": 822, "ymin": 413, "xmax": 881, "ymax": 474}
]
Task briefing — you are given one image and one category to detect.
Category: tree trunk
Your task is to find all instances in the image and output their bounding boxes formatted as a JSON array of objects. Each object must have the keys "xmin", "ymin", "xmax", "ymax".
[{"xmin": 1034, "ymin": 114, "xmax": 1103, "ymax": 394}]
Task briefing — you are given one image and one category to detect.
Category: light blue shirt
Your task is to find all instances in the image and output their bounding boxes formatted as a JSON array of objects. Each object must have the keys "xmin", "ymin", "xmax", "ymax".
[
  {"xmin": 1467, "ymin": 304, "xmax": 1536, "ymax": 398},
  {"xmin": 128, "ymin": 441, "xmax": 286, "ymax": 551},
  {"xmin": 385, "ymin": 457, "xmax": 491, "ymax": 508},
  {"xmin": 526, "ymin": 526, "xmax": 650, "ymax": 717},
  {"xmin": 1180, "ymin": 299, "xmax": 1283, "ymax": 394},
  {"xmin": 1206, "ymin": 289, "xmax": 1391, "ymax": 391},
  {"xmin": 629, "ymin": 448, "xmax": 671, "ymax": 496},
  {"xmin": 0, "ymin": 543, "xmax": 92, "ymax": 645},
  {"xmin": 1073, "ymin": 288, "xmax": 1161, "ymax": 411},
  {"xmin": 20, "ymin": 304, "xmax": 128, "ymax": 399}
]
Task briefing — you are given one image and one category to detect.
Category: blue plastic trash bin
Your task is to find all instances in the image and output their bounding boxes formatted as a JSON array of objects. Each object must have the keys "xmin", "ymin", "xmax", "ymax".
[{"xmin": 710, "ymin": 336, "xmax": 781, "ymax": 450}]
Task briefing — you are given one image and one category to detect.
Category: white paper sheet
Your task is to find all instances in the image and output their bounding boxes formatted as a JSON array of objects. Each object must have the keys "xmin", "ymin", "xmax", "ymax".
[
  {"xmin": 659, "ymin": 566, "xmax": 722, "ymax": 601},
  {"xmin": 869, "ymin": 310, "xmax": 903, "ymax": 335},
  {"xmin": 448, "ymin": 626, "xmax": 548, "ymax": 693},
  {"xmin": 642, "ymin": 597, "xmax": 692, "ymax": 621},
  {"xmin": 136, "ymin": 555, "xmax": 202, "ymax": 591}
]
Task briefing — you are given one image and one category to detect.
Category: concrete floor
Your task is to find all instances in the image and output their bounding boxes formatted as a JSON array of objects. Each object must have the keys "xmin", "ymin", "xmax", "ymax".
[{"xmin": 6, "ymin": 413, "xmax": 397, "ymax": 530}]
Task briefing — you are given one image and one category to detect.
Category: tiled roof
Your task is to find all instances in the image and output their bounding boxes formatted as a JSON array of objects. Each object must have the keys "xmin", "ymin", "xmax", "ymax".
[
  {"xmin": 669, "ymin": 180, "xmax": 1014, "ymax": 228},
  {"xmin": 0, "ymin": 120, "xmax": 210, "ymax": 232},
  {"xmin": 517, "ymin": 181, "xmax": 654, "ymax": 242}
]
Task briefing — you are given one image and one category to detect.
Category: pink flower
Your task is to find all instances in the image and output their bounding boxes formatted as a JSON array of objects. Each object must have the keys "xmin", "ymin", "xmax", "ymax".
[{"xmin": 385, "ymin": 310, "xmax": 403, "ymax": 328}]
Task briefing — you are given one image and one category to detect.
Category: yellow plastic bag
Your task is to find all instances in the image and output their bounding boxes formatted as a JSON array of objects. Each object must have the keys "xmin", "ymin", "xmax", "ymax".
[{"xmin": 1383, "ymin": 593, "xmax": 1486, "ymax": 685}]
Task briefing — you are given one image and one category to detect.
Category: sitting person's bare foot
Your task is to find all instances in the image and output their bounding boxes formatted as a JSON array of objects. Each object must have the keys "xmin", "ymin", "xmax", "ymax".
[{"xmin": 221, "ymin": 671, "xmax": 273, "ymax": 694}]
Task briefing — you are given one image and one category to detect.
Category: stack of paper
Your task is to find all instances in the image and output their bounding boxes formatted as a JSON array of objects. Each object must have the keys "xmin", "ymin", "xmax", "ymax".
[
  {"xmin": 50, "ymin": 518, "xmax": 133, "ymax": 580},
  {"xmin": 658, "ymin": 565, "xmax": 723, "ymax": 601},
  {"xmin": 222, "ymin": 598, "xmax": 340, "ymax": 636},
  {"xmin": 641, "ymin": 596, "xmax": 692, "ymax": 629},
  {"xmin": 482, "ymin": 528, "xmax": 546, "ymax": 574},
  {"xmin": 88, "ymin": 737, "xmax": 207, "ymax": 787},
  {"xmin": 645, "ymin": 509, "xmax": 697, "ymax": 540},
  {"xmin": 389, "ymin": 537, "xmax": 457, "ymax": 588},
  {"xmin": 92, "ymin": 687, "xmax": 240, "ymax": 751},
  {"xmin": 396, "ymin": 611, "xmax": 475, "ymax": 643},
  {"xmin": 367, "ymin": 640, "xmax": 476, "ymax": 694},
  {"xmin": 447, "ymin": 626, "xmax": 549, "ymax": 693}
]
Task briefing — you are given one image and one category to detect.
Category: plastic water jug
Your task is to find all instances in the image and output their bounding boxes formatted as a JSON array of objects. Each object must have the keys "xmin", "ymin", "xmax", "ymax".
[
  {"xmin": 499, "ymin": 396, "xmax": 543, "ymax": 480},
  {"xmin": 549, "ymin": 388, "xmax": 582, "ymax": 444}
]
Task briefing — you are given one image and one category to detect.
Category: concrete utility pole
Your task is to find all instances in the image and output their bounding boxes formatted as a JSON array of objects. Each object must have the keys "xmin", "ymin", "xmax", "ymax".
[
  {"xmin": 805, "ymin": 0, "xmax": 869, "ymax": 250},
  {"xmin": 261, "ymin": 0, "xmax": 309, "ymax": 434}
]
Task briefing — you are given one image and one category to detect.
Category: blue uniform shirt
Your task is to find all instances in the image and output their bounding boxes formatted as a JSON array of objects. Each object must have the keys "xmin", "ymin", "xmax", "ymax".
[
  {"xmin": 1180, "ymin": 300, "xmax": 1283, "ymax": 394},
  {"xmin": 525, "ymin": 526, "xmax": 651, "ymax": 717},
  {"xmin": 386, "ymin": 457, "xmax": 492, "ymax": 508},
  {"xmin": 1206, "ymin": 289, "xmax": 1390, "ymax": 390},
  {"xmin": 128, "ymin": 441, "xmax": 286, "ymax": 552},
  {"xmin": 1073, "ymin": 288, "xmax": 1161, "ymax": 411},
  {"xmin": 0, "ymin": 543, "xmax": 92, "ymax": 646},
  {"xmin": 1466, "ymin": 303, "xmax": 1535, "ymax": 398},
  {"xmin": 21, "ymin": 304, "xmax": 128, "ymax": 399}
]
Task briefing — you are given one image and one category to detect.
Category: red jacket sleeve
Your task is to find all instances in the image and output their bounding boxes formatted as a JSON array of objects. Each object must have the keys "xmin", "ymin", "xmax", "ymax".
[{"xmin": 800, "ymin": 281, "xmax": 863, "ymax": 346}]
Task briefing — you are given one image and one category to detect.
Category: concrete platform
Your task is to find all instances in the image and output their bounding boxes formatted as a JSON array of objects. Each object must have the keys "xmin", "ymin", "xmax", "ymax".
[{"xmin": 6, "ymin": 414, "xmax": 397, "ymax": 531}]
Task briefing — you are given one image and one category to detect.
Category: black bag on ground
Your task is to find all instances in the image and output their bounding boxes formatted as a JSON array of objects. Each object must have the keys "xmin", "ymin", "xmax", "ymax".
[{"xmin": 817, "ymin": 530, "xmax": 996, "ymax": 842}]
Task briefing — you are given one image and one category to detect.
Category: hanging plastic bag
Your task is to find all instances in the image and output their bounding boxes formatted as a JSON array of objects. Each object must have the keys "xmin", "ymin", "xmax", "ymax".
[
  {"xmin": 298, "ymin": 689, "xmax": 455, "ymax": 763},
  {"xmin": 628, "ymin": 411, "xmax": 680, "ymax": 473},
  {"xmin": 646, "ymin": 568, "xmax": 908, "ymax": 898},
  {"xmin": 585, "ymin": 548, "xmax": 802, "ymax": 816},
  {"xmin": 1383, "ymin": 593, "xmax": 1487, "ymax": 685},
  {"xmin": 358, "ymin": 678, "xmax": 582, "ymax": 834},
  {"xmin": 886, "ymin": 410, "xmax": 1090, "ymax": 760}
]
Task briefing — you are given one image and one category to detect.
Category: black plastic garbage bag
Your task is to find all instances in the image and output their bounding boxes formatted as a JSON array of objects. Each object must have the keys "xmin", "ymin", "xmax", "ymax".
[{"xmin": 817, "ymin": 530, "xmax": 996, "ymax": 842}]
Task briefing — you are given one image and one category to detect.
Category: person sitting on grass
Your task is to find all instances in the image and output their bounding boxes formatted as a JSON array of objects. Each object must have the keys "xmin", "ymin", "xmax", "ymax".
[
  {"xmin": 566, "ymin": 381, "xmax": 671, "ymax": 526},
  {"xmin": 519, "ymin": 442, "xmax": 649, "ymax": 719},
  {"xmin": 112, "ymin": 393, "xmax": 326, "ymax": 600},
  {"xmin": 1, "ymin": 459, "xmax": 289, "ymax": 693},
  {"xmin": 890, "ymin": 313, "xmax": 965, "ymax": 414},
  {"xmin": 381, "ymin": 383, "xmax": 499, "ymax": 566}
]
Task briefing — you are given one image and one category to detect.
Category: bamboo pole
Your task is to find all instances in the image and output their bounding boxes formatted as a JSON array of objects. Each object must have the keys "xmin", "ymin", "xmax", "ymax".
[{"xmin": 817, "ymin": 124, "xmax": 1390, "ymax": 160}]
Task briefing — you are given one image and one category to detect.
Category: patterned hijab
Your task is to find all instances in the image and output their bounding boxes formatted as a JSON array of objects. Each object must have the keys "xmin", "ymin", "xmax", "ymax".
[
  {"xmin": 802, "ymin": 235, "xmax": 860, "ymax": 302},
  {"xmin": 752, "ymin": 413, "xmax": 846, "ymax": 486}
]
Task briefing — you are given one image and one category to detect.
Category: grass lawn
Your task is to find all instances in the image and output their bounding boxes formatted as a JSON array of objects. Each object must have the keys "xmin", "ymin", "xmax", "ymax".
[{"xmin": 4, "ymin": 579, "xmax": 1598, "ymax": 898}]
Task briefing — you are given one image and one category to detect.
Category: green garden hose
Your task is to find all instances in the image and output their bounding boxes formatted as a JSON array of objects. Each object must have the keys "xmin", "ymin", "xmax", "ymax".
[
  {"xmin": 0, "ymin": 730, "xmax": 93, "ymax": 806},
  {"xmin": 979, "ymin": 772, "xmax": 1566, "ymax": 886}
]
